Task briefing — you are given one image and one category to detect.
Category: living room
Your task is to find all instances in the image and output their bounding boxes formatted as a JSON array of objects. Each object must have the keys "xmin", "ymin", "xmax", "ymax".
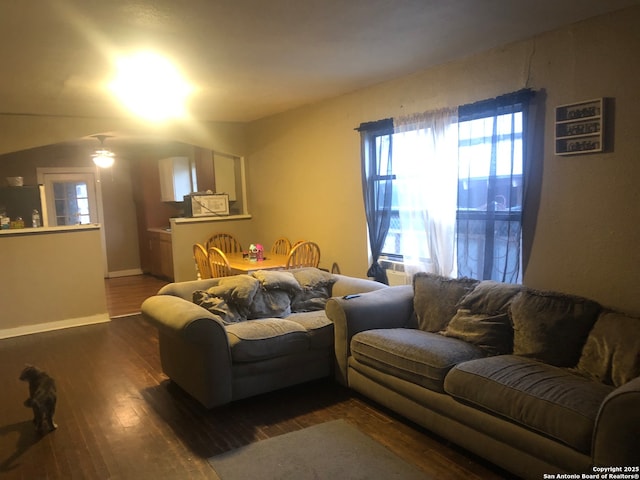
[
  {"xmin": 1, "ymin": 2, "xmax": 639, "ymax": 479},
  {"xmin": 1, "ymin": 3, "xmax": 639, "ymax": 320}
]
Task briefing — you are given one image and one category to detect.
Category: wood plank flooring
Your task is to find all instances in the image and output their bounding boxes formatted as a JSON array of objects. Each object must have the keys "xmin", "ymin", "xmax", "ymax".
[
  {"xmin": 1, "ymin": 275, "xmax": 514, "ymax": 480},
  {"xmin": 104, "ymin": 275, "xmax": 169, "ymax": 318}
]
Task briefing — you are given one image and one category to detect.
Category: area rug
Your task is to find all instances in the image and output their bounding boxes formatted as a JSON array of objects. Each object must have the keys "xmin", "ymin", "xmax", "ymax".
[{"xmin": 208, "ymin": 419, "xmax": 427, "ymax": 480}]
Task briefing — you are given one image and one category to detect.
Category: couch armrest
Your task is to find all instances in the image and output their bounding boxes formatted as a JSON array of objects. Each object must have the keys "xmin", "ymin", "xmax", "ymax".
[
  {"xmin": 141, "ymin": 295, "xmax": 233, "ymax": 408},
  {"xmin": 331, "ymin": 274, "xmax": 388, "ymax": 297},
  {"xmin": 592, "ymin": 375, "xmax": 640, "ymax": 466},
  {"xmin": 326, "ymin": 285, "xmax": 415, "ymax": 385},
  {"xmin": 156, "ymin": 278, "xmax": 223, "ymax": 301},
  {"xmin": 142, "ymin": 295, "xmax": 227, "ymax": 343}
]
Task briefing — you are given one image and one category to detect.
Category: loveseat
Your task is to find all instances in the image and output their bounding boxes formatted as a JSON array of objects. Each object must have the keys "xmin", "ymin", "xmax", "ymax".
[
  {"xmin": 142, "ymin": 267, "xmax": 386, "ymax": 408},
  {"xmin": 326, "ymin": 273, "xmax": 640, "ymax": 479}
]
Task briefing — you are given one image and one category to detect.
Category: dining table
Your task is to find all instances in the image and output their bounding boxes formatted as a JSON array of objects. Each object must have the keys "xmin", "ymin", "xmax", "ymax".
[{"xmin": 225, "ymin": 252, "xmax": 289, "ymax": 275}]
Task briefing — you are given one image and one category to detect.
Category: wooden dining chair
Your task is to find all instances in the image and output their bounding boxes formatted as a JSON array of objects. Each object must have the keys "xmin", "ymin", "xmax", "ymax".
[
  {"xmin": 271, "ymin": 237, "xmax": 292, "ymax": 255},
  {"xmin": 286, "ymin": 241, "xmax": 321, "ymax": 269},
  {"xmin": 206, "ymin": 233, "xmax": 243, "ymax": 254},
  {"xmin": 207, "ymin": 246, "xmax": 232, "ymax": 278},
  {"xmin": 193, "ymin": 243, "xmax": 212, "ymax": 279}
]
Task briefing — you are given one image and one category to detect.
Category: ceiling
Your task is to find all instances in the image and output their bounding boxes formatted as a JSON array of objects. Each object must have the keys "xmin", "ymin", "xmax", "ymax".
[{"xmin": 1, "ymin": 0, "xmax": 638, "ymax": 133}]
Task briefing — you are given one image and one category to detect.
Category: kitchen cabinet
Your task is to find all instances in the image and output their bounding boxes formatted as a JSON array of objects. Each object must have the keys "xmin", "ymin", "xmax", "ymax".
[{"xmin": 148, "ymin": 229, "xmax": 174, "ymax": 280}]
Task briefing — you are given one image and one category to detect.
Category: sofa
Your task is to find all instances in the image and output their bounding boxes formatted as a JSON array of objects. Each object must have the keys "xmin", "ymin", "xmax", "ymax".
[
  {"xmin": 326, "ymin": 273, "xmax": 640, "ymax": 479},
  {"xmin": 141, "ymin": 267, "xmax": 386, "ymax": 408}
]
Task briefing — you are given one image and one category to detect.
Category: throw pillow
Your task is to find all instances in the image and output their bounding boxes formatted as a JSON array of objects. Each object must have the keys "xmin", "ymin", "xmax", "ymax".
[
  {"xmin": 442, "ymin": 309, "xmax": 513, "ymax": 356},
  {"xmin": 575, "ymin": 310, "xmax": 640, "ymax": 387},
  {"xmin": 457, "ymin": 281, "xmax": 523, "ymax": 315},
  {"xmin": 510, "ymin": 288, "xmax": 601, "ymax": 367},
  {"xmin": 290, "ymin": 267, "xmax": 336, "ymax": 289},
  {"xmin": 413, "ymin": 273, "xmax": 479, "ymax": 332},
  {"xmin": 290, "ymin": 268, "xmax": 337, "ymax": 312},
  {"xmin": 251, "ymin": 270, "xmax": 302, "ymax": 293},
  {"xmin": 291, "ymin": 284, "xmax": 333, "ymax": 312},
  {"xmin": 208, "ymin": 274, "xmax": 260, "ymax": 304}
]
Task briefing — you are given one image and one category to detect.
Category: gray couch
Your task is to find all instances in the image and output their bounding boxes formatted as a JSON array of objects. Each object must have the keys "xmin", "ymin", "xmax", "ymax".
[
  {"xmin": 326, "ymin": 273, "xmax": 640, "ymax": 479},
  {"xmin": 142, "ymin": 268, "xmax": 386, "ymax": 408}
]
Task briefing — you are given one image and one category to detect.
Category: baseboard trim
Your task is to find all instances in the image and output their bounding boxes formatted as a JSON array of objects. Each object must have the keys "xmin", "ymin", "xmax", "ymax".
[
  {"xmin": 0, "ymin": 313, "xmax": 110, "ymax": 340},
  {"xmin": 107, "ymin": 269, "xmax": 144, "ymax": 278}
]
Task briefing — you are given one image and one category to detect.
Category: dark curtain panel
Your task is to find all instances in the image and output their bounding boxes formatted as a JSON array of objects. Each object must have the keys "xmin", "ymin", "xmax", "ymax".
[
  {"xmin": 457, "ymin": 89, "xmax": 535, "ymax": 283},
  {"xmin": 357, "ymin": 118, "xmax": 394, "ymax": 284}
]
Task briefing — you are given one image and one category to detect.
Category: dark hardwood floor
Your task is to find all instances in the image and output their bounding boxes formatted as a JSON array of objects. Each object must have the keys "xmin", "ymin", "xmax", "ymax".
[
  {"xmin": 104, "ymin": 274, "xmax": 169, "ymax": 318},
  {"xmin": 1, "ymin": 275, "xmax": 513, "ymax": 480}
]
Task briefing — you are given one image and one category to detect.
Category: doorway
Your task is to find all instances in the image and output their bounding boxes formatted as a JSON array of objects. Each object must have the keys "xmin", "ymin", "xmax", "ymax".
[{"xmin": 37, "ymin": 167, "xmax": 108, "ymax": 275}]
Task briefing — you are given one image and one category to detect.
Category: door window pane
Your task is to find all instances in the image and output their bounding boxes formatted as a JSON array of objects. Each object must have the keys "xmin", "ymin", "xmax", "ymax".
[{"xmin": 53, "ymin": 181, "xmax": 90, "ymax": 225}]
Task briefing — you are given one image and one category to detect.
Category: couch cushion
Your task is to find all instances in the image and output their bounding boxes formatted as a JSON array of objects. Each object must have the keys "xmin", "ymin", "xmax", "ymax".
[
  {"xmin": 286, "ymin": 311, "xmax": 334, "ymax": 349},
  {"xmin": 576, "ymin": 310, "xmax": 640, "ymax": 387},
  {"xmin": 510, "ymin": 289, "xmax": 601, "ymax": 367},
  {"xmin": 413, "ymin": 273, "xmax": 479, "ymax": 332},
  {"xmin": 225, "ymin": 319, "xmax": 309, "ymax": 362},
  {"xmin": 445, "ymin": 355, "xmax": 614, "ymax": 454},
  {"xmin": 442, "ymin": 310, "xmax": 512, "ymax": 355},
  {"xmin": 351, "ymin": 329, "xmax": 485, "ymax": 393}
]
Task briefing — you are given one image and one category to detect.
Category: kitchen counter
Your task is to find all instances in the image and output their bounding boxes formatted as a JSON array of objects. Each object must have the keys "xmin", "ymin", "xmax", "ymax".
[
  {"xmin": 0, "ymin": 225, "xmax": 108, "ymax": 338},
  {"xmin": 0, "ymin": 224, "xmax": 101, "ymax": 236},
  {"xmin": 147, "ymin": 227, "xmax": 172, "ymax": 235}
]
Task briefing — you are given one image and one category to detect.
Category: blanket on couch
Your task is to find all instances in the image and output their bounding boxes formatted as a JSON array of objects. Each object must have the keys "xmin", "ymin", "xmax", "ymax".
[{"xmin": 193, "ymin": 268, "xmax": 336, "ymax": 324}]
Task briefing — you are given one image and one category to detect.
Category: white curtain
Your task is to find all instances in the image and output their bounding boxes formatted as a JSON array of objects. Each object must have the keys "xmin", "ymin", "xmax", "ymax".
[{"xmin": 393, "ymin": 108, "xmax": 459, "ymax": 279}]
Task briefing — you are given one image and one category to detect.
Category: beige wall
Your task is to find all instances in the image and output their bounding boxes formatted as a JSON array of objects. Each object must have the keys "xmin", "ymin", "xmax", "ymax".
[
  {"xmin": 0, "ymin": 227, "xmax": 108, "ymax": 337},
  {"xmin": 0, "ymin": 6, "xmax": 638, "ymax": 320},
  {"xmin": 0, "ymin": 122, "xmax": 247, "ymax": 276},
  {"xmin": 246, "ymin": 7, "xmax": 640, "ymax": 315},
  {"xmin": 171, "ymin": 218, "xmax": 257, "ymax": 282}
]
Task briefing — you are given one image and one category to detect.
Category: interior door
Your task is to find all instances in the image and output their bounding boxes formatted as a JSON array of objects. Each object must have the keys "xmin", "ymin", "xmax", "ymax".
[{"xmin": 41, "ymin": 172, "xmax": 99, "ymax": 226}]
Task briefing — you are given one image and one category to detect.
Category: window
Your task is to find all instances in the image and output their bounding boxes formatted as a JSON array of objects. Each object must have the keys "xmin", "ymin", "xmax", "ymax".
[
  {"xmin": 37, "ymin": 169, "xmax": 101, "ymax": 227},
  {"xmin": 359, "ymin": 90, "xmax": 534, "ymax": 284},
  {"xmin": 456, "ymin": 109, "xmax": 524, "ymax": 282},
  {"xmin": 52, "ymin": 181, "xmax": 92, "ymax": 225}
]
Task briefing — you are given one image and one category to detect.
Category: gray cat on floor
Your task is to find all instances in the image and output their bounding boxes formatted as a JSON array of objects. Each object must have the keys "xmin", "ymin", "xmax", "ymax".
[{"xmin": 19, "ymin": 365, "xmax": 58, "ymax": 435}]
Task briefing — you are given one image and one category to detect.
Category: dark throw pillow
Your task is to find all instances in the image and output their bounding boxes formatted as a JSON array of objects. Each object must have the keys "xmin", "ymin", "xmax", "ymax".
[
  {"xmin": 576, "ymin": 310, "xmax": 640, "ymax": 387},
  {"xmin": 510, "ymin": 288, "xmax": 601, "ymax": 367},
  {"xmin": 442, "ymin": 310, "xmax": 513, "ymax": 356},
  {"xmin": 457, "ymin": 281, "xmax": 523, "ymax": 315},
  {"xmin": 413, "ymin": 273, "xmax": 479, "ymax": 332}
]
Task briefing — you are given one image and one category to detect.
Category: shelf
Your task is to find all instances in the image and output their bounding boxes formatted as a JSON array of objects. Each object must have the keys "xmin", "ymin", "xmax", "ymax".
[{"xmin": 555, "ymin": 98, "xmax": 604, "ymax": 156}]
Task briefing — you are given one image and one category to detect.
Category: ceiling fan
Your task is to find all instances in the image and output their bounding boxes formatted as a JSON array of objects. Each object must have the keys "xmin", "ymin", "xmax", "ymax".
[{"xmin": 91, "ymin": 135, "xmax": 115, "ymax": 168}]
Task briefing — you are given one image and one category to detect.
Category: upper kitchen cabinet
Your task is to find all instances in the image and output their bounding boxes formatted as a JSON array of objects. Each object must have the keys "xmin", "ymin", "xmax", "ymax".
[{"xmin": 159, "ymin": 156, "xmax": 194, "ymax": 202}]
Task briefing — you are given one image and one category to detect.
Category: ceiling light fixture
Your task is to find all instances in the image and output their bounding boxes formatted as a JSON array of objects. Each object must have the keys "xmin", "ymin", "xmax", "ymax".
[
  {"xmin": 109, "ymin": 51, "xmax": 192, "ymax": 122},
  {"xmin": 92, "ymin": 135, "xmax": 115, "ymax": 168}
]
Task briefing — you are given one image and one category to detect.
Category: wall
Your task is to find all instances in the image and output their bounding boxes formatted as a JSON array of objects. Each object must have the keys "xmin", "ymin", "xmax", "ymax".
[
  {"xmin": 0, "ymin": 121, "xmax": 247, "ymax": 276},
  {"xmin": 246, "ymin": 7, "xmax": 640, "ymax": 315},
  {"xmin": 170, "ymin": 217, "xmax": 256, "ymax": 282},
  {"xmin": 1, "ymin": 7, "xmax": 638, "ymax": 317},
  {"xmin": 0, "ymin": 227, "xmax": 108, "ymax": 338}
]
